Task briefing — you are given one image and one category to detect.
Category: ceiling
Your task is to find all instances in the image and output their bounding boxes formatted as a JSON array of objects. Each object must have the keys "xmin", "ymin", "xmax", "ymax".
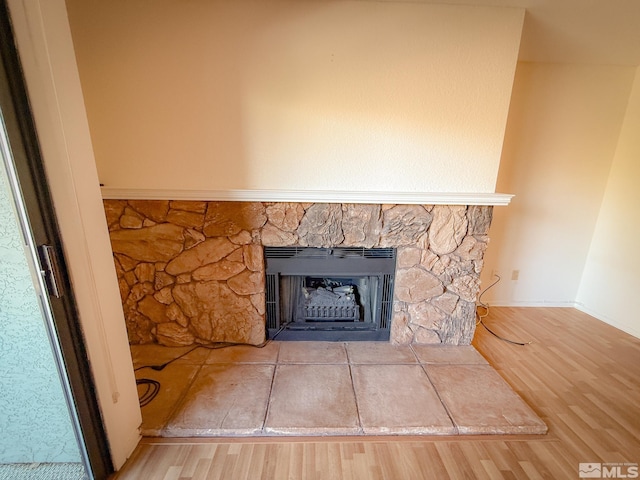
[{"xmin": 414, "ymin": 0, "xmax": 640, "ymax": 66}]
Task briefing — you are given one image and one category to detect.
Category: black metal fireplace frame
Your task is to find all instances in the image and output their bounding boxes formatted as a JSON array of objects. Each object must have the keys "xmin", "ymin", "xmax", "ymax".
[{"xmin": 265, "ymin": 247, "xmax": 396, "ymax": 341}]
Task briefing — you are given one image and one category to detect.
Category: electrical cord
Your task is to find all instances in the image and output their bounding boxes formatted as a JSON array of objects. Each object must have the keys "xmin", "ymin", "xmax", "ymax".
[
  {"xmin": 476, "ymin": 274, "xmax": 532, "ymax": 346},
  {"xmin": 475, "ymin": 274, "xmax": 500, "ymax": 326},
  {"xmin": 269, "ymin": 319, "xmax": 291, "ymax": 340},
  {"xmin": 134, "ymin": 344, "xmax": 201, "ymax": 372},
  {"xmin": 136, "ymin": 379, "xmax": 160, "ymax": 407}
]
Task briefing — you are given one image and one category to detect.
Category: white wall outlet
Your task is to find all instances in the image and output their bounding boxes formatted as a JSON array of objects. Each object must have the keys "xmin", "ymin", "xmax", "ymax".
[{"xmin": 511, "ymin": 270, "xmax": 520, "ymax": 281}]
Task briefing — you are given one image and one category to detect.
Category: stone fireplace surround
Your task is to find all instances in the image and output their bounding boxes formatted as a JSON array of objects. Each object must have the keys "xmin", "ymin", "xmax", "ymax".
[{"xmin": 103, "ymin": 200, "xmax": 492, "ymax": 347}]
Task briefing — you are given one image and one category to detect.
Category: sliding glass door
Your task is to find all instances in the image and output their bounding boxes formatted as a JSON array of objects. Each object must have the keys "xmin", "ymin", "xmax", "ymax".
[
  {"xmin": 0, "ymin": 3, "xmax": 112, "ymax": 477},
  {"xmin": 0, "ymin": 119, "xmax": 89, "ymax": 478}
]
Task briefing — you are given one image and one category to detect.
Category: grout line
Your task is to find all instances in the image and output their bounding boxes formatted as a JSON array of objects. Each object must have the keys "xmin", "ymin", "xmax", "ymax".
[
  {"xmin": 157, "ymin": 363, "xmax": 206, "ymax": 436},
  {"xmin": 347, "ymin": 361, "xmax": 365, "ymax": 435},
  {"xmin": 344, "ymin": 342, "xmax": 365, "ymax": 433},
  {"xmin": 418, "ymin": 362, "xmax": 460, "ymax": 435},
  {"xmin": 261, "ymin": 362, "xmax": 279, "ymax": 434},
  {"xmin": 274, "ymin": 341, "xmax": 282, "ymax": 365},
  {"xmin": 259, "ymin": 341, "xmax": 282, "ymax": 433},
  {"xmin": 408, "ymin": 343, "xmax": 421, "ymax": 364},
  {"xmin": 344, "ymin": 341, "xmax": 366, "ymax": 434}
]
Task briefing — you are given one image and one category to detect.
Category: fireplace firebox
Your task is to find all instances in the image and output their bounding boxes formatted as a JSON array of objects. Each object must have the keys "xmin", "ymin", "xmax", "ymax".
[{"xmin": 265, "ymin": 247, "xmax": 396, "ymax": 341}]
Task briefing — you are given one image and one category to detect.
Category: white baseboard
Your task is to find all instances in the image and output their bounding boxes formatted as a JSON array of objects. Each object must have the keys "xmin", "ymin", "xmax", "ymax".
[
  {"xmin": 574, "ymin": 303, "xmax": 640, "ymax": 339},
  {"xmin": 480, "ymin": 300, "xmax": 576, "ymax": 308}
]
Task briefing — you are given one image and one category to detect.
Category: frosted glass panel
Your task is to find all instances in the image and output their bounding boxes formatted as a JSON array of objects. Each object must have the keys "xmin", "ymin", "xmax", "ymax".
[{"xmin": 0, "ymin": 144, "xmax": 82, "ymax": 464}]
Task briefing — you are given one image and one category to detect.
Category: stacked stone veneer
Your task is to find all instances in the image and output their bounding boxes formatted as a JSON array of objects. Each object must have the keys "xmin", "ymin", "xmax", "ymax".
[{"xmin": 103, "ymin": 201, "xmax": 492, "ymax": 347}]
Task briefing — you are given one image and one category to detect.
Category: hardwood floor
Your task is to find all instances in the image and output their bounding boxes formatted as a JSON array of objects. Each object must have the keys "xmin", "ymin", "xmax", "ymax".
[{"xmin": 112, "ymin": 307, "xmax": 640, "ymax": 479}]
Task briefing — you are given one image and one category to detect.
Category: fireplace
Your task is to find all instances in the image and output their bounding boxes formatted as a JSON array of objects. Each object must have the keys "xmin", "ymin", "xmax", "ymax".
[
  {"xmin": 264, "ymin": 247, "xmax": 396, "ymax": 341},
  {"xmin": 104, "ymin": 200, "xmax": 493, "ymax": 347}
]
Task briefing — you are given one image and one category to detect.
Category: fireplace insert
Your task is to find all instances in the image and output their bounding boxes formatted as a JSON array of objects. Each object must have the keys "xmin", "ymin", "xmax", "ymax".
[{"xmin": 265, "ymin": 247, "xmax": 396, "ymax": 341}]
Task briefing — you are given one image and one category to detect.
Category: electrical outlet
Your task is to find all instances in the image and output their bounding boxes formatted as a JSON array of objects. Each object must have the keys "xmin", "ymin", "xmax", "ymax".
[{"xmin": 511, "ymin": 270, "xmax": 520, "ymax": 281}]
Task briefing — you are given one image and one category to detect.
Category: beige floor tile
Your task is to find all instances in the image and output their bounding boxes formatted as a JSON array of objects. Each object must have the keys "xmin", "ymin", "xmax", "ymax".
[
  {"xmin": 164, "ymin": 364, "xmax": 275, "ymax": 436},
  {"xmin": 205, "ymin": 341, "xmax": 280, "ymax": 364},
  {"xmin": 134, "ymin": 342, "xmax": 546, "ymax": 438},
  {"xmin": 265, "ymin": 364, "xmax": 360, "ymax": 435},
  {"xmin": 346, "ymin": 342, "xmax": 418, "ymax": 364},
  {"xmin": 351, "ymin": 364, "xmax": 456, "ymax": 435},
  {"xmin": 278, "ymin": 341, "xmax": 347, "ymax": 364},
  {"xmin": 131, "ymin": 344, "xmax": 210, "ymax": 368},
  {"xmin": 425, "ymin": 364, "xmax": 548, "ymax": 434},
  {"xmin": 135, "ymin": 363, "xmax": 201, "ymax": 436},
  {"xmin": 411, "ymin": 345, "xmax": 489, "ymax": 365}
]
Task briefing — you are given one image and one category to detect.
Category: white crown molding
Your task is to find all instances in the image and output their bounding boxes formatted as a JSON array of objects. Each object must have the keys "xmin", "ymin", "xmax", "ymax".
[{"xmin": 100, "ymin": 188, "xmax": 514, "ymax": 206}]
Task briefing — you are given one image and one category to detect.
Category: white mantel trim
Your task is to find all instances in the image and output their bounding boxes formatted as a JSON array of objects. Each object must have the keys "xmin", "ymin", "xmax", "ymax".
[{"xmin": 101, "ymin": 188, "xmax": 514, "ymax": 206}]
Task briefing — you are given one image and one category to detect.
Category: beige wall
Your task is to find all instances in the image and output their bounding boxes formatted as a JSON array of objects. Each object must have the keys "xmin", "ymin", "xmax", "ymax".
[
  {"xmin": 66, "ymin": 0, "xmax": 523, "ymax": 194},
  {"xmin": 482, "ymin": 63, "xmax": 635, "ymax": 307},
  {"xmin": 576, "ymin": 67, "xmax": 640, "ymax": 337},
  {"xmin": 8, "ymin": 0, "xmax": 141, "ymax": 469}
]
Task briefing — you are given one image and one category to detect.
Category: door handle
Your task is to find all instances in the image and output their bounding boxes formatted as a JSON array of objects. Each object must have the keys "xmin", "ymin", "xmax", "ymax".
[{"xmin": 38, "ymin": 244, "xmax": 64, "ymax": 298}]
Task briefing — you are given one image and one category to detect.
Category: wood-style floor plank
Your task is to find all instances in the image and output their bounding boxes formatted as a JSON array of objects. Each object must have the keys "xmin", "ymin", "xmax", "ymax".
[{"xmin": 112, "ymin": 307, "xmax": 640, "ymax": 479}]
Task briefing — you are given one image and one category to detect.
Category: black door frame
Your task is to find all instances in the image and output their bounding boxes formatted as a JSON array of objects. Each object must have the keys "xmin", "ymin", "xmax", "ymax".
[{"xmin": 0, "ymin": 2, "xmax": 113, "ymax": 478}]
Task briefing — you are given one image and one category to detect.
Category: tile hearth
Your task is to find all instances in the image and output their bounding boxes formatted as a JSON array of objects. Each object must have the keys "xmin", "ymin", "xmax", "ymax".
[{"xmin": 132, "ymin": 342, "xmax": 547, "ymax": 437}]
